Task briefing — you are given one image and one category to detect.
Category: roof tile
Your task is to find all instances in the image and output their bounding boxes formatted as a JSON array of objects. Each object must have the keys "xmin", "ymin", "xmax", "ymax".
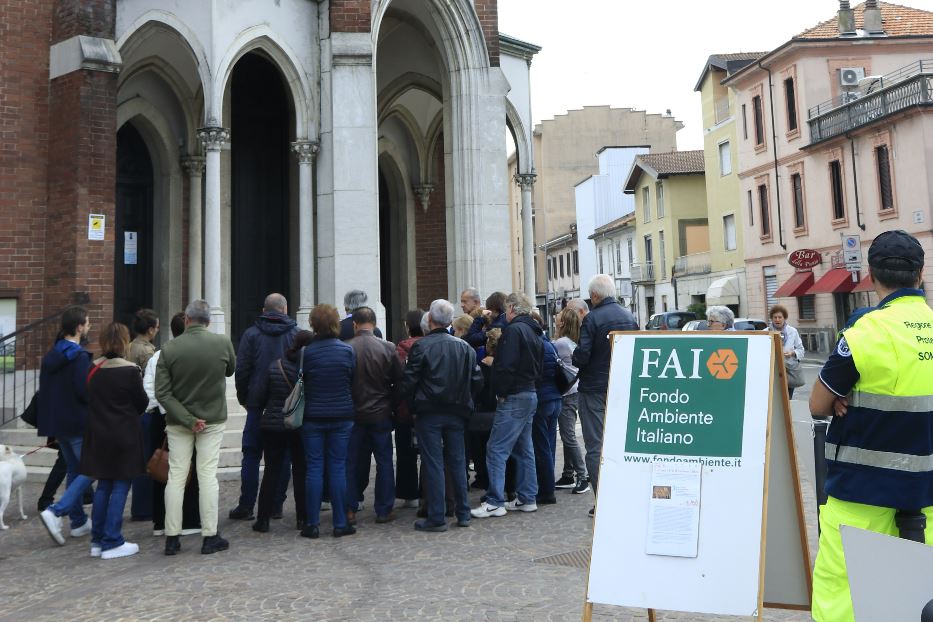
[
  {"xmin": 637, "ymin": 150, "xmax": 706, "ymax": 176},
  {"xmin": 796, "ymin": 1, "xmax": 933, "ymax": 39}
]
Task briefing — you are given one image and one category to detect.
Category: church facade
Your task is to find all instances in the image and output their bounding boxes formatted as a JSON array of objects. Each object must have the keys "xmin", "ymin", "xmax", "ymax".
[{"xmin": 1, "ymin": 0, "xmax": 538, "ymax": 343}]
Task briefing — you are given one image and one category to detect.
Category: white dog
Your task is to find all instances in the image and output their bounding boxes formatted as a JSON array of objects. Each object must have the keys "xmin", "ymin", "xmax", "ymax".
[{"xmin": 0, "ymin": 444, "xmax": 28, "ymax": 530}]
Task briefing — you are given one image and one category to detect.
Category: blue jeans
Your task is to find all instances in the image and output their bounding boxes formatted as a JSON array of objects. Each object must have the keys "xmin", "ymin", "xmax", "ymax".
[
  {"xmin": 486, "ymin": 392, "xmax": 538, "ymax": 507},
  {"xmin": 91, "ymin": 479, "xmax": 131, "ymax": 551},
  {"xmin": 49, "ymin": 435, "xmax": 93, "ymax": 529},
  {"xmin": 345, "ymin": 419, "xmax": 395, "ymax": 517},
  {"xmin": 237, "ymin": 407, "xmax": 263, "ymax": 509},
  {"xmin": 302, "ymin": 420, "xmax": 353, "ymax": 529},
  {"xmin": 416, "ymin": 413, "xmax": 470, "ymax": 525},
  {"xmin": 533, "ymin": 398, "xmax": 562, "ymax": 499}
]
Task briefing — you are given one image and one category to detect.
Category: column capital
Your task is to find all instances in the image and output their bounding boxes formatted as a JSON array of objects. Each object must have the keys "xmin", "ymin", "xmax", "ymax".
[
  {"xmin": 413, "ymin": 183, "xmax": 435, "ymax": 213},
  {"xmin": 291, "ymin": 140, "xmax": 320, "ymax": 164},
  {"xmin": 181, "ymin": 155, "xmax": 205, "ymax": 176},
  {"xmin": 515, "ymin": 173, "xmax": 537, "ymax": 191},
  {"xmin": 197, "ymin": 126, "xmax": 230, "ymax": 152}
]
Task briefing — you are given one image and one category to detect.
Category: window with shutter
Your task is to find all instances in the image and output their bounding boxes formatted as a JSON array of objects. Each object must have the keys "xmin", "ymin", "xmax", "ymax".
[{"xmin": 876, "ymin": 145, "xmax": 894, "ymax": 211}]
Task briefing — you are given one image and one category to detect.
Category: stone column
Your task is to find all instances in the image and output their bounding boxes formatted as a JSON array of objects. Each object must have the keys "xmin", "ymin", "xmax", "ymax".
[
  {"xmin": 291, "ymin": 140, "xmax": 319, "ymax": 330},
  {"xmin": 182, "ymin": 156, "xmax": 205, "ymax": 302},
  {"xmin": 197, "ymin": 126, "xmax": 230, "ymax": 334},
  {"xmin": 516, "ymin": 173, "xmax": 537, "ymax": 300}
]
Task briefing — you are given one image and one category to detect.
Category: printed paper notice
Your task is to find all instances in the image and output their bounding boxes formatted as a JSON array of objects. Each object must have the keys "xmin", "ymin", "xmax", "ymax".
[
  {"xmin": 124, "ymin": 231, "xmax": 138, "ymax": 265},
  {"xmin": 646, "ymin": 461, "xmax": 701, "ymax": 557},
  {"xmin": 88, "ymin": 214, "xmax": 105, "ymax": 240}
]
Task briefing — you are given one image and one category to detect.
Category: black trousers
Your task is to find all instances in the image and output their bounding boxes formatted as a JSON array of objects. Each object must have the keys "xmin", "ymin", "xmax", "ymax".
[
  {"xmin": 469, "ymin": 429, "xmax": 517, "ymax": 496},
  {"xmin": 394, "ymin": 423, "xmax": 420, "ymax": 500},
  {"xmin": 149, "ymin": 411, "xmax": 200, "ymax": 530},
  {"xmin": 258, "ymin": 429, "xmax": 307, "ymax": 523}
]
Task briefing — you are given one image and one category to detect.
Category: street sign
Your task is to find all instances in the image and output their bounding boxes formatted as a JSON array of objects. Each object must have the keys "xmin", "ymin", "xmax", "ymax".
[{"xmin": 842, "ymin": 234, "xmax": 861, "ymax": 273}]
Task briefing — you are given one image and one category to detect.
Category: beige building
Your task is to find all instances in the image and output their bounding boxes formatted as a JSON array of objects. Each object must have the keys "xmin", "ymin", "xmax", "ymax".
[
  {"xmin": 725, "ymin": 1, "xmax": 933, "ymax": 351},
  {"xmin": 624, "ymin": 151, "xmax": 709, "ymax": 325},
  {"xmin": 529, "ymin": 106, "xmax": 683, "ymax": 299}
]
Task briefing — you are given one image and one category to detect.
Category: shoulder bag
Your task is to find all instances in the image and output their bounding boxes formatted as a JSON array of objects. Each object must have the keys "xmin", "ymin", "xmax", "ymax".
[
  {"xmin": 281, "ymin": 347, "xmax": 306, "ymax": 430},
  {"xmin": 147, "ymin": 437, "xmax": 170, "ymax": 483},
  {"xmin": 554, "ymin": 357, "xmax": 578, "ymax": 395},
  {"xmin": 784, "ymin": 357, "xmax": 805, "ymax": 389}
]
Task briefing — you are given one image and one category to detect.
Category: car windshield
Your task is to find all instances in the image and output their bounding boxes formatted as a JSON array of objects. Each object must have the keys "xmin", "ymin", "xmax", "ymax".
[{"xmin": 666, "ymin": 314, "xmax": 692, "ymax": 329}]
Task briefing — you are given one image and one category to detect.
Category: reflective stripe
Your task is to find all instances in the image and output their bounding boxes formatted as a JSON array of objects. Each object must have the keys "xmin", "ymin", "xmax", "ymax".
[
  {"xmin": 826, "ymin": 442, "xmax": 933, "ymax": 473},
  {"xmin": 849, "ymin": 391, "xmax": 933, "ymax": 413}
]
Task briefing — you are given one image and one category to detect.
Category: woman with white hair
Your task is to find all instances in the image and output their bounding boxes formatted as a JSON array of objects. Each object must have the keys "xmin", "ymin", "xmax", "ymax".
[{"xmin": 706, "ymin": 306, "xmax": 735, "ymax": 331}]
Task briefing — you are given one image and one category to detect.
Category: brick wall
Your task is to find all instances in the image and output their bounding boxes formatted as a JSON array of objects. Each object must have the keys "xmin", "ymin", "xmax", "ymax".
[
  {"xmin": 330, "ymin": 0, "xmax": 371, "ymax": 33},
  {"xmin": 416, "ymin": 137, "xmax": 448, "ymax": 309},
  {"xmin": 474, "ymin": 0, "xmax": 499, "ymax": 67},
  {"xmin": 52, "ymin": 0, "xmax": 115, "ymax": 43},
  {"xmin": 0, "ymin": 0, "xmax": 53, "ymax": 330}
]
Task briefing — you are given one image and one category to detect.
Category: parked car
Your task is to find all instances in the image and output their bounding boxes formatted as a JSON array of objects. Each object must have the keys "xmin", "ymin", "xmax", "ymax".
[
  {"xmin": 682, "ymin": 320, "xmax": 708, "ymax": 331},
  {"xmin": 734, "ymin": 318, "xmax": 768, "ymax": 331},
  {"xmin": 646, "ymin": 311, "xmax": 697, "ymax": 331}
]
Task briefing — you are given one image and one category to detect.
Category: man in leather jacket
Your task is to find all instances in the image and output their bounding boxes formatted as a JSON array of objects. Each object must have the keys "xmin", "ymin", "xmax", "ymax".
[{"xmin": 400, "ymin": 299, "xmax": 483, "ymax": 532}]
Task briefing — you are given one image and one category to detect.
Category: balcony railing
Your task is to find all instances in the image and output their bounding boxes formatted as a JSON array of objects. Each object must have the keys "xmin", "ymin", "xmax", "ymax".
[
  {"xmin": 714, "ymin": 97, "xmax": 731, "ymax": 125},
  {"xmin": 673, "ymin": 251, "xmax": 712, "ymax": 277},
  {"xmin": 631, "ymin": 262, "xmax": 655, "ymax": 283},
  {"xmin": 808, "ymin": 60, "xmax": 933, "ymax": 144}
]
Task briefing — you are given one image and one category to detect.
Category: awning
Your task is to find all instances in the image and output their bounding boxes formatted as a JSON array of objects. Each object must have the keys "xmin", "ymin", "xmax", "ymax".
[
  {"xmin": 774, "ymin": 271, "xmax": 815, "ymax": 297},
  {"xmin": 806, "ymin": 268, "xmax": 859, "ymax": 294},
  {"xmin": 706, "ymin": 275, "xmax": 741, "ymax": 306},
  {"xmin": 851, "ymin": 273, "xmax": 873, "ymax": 293}
]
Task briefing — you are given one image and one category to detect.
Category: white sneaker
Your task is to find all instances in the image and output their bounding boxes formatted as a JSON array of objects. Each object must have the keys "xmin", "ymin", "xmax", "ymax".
[
  {"xmin": 101, "ymin": 542, "xmax": 139, "ymax": 560},
  {"xmin": 39, "ymin": 509, "xmax": 65, "ymax": 545},
  {"xmin": 504, "ymin": 499, "xmax": 538, "ymax": 513},
  {"xmin": 400, "ymin": 499, "xmax": 419, "ymax": 509},
  {"xmin": 70, "ymin": 519, "xmax": 92, "ymax": 538},
  {"xmin": 470, "ymin": 502, "xmax": 506, "ymax": 518},
  {"xmin": 152, "ymin": 529, "xmax": 165, "ymax": 537},
  {"xmin": 90, "ymin": 544, "xmax": 102, "ymax": 558},
  {"xmin": 180, "ymin": 528, "xmax": 201, "ymax": 536}
]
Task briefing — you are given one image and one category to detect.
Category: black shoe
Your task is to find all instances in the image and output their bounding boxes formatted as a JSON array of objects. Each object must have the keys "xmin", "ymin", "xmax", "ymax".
[
  {"xmin": 470, "ymin": 480, "xmax": 486, "ymax": 490},
  {"xmin": 572, "ymin": 478, "xmax": 591, "ymax": 495},
  {"xmin": 333, "ymin": 525, "xmax": 357, "ymax": 538},
  {"xmin": 271, "ymin": 508, "xmax": 284, "ymax": 520},
  {"xmin": 555, "ymin": 475, "xmax": 576, "ymax": 488},
  {"xmin": 228, "ymin": 506, "xmax": 254, "ymax": 520},
  {"xmin": 300, "ymin": 525, "xmax": 319, "ymax": 539},
  {"xmin": 252, "ymin": 519, "xmax": 270, "ymax": 533},
  {"xmin": 536, "ymin": 496, "xmax": 558, "ymax": 505},
  {"xmin": 414, "ymin": 519, "xmax": 448, "ymax": 532},
  {"xmin": 164, "ymin": 535, "xmax": 181, "ymax": 556},
  {"xmin": 296, "ymin": 519, "xmax": 307, "ymax": 531},
  {"xmin": 456, "ymin": 518, "xmax": 471, "ymax": 528},
  {"xmin": 201, "ymin": 535, "xmax": 229, "ymax": 554}
]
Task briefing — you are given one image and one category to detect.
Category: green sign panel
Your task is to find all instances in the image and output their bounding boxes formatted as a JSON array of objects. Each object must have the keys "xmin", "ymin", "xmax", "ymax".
[{"xmin": 624, "ymin": 337, "xmax": 748, "ymax": 457}]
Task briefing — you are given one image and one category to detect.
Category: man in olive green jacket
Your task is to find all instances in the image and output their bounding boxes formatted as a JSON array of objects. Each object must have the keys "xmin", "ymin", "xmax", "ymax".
[{"xmin": 155, "ymin": 299, "xmax": 236, "ymax": 555}]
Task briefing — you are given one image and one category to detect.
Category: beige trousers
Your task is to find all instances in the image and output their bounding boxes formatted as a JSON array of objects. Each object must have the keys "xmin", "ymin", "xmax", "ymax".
[{"xmin": 165, "ymin": 423, "xmax": 225, "ymax": 537}]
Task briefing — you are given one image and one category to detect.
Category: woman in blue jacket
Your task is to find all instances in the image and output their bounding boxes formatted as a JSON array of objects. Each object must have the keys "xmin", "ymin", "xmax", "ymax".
[
  {"xmin": 301, "ymin": 305, "xmax": 356, "ymax": 539},
  {"xmin": 532, "ymin": 312, "xmax": 563, "ymax": 505}
]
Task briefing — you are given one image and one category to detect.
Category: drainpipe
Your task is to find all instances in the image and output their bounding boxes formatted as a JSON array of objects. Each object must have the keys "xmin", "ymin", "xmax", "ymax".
[
  {"xmin": 847, "ymin": 134, "xmax": 866, "ymax": 231},
  {"xmin": 759, "ymin": 60, "xmax": 786, "ymax": 250}
]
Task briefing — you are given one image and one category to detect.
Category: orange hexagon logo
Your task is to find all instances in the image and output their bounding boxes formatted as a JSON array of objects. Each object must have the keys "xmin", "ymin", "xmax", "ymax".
[{"xmin": 706, "ymin": 349, "xmax": 739, "ymax": 380}]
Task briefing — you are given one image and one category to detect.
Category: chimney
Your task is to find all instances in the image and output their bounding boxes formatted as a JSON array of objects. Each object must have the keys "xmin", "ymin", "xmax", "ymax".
[
  {"xmin": 838, "ymin": 0, "xmax": 856, "ymax": 36},
  {"xmin": 864, "ymin": 0, "xmax": 885, "ymax": 35}
]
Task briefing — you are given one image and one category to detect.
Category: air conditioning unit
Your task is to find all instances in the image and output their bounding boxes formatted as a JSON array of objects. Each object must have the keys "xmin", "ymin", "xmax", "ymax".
[{"xmin": 840, "ymin": 67, "xmax": 865, "ymax": 87}]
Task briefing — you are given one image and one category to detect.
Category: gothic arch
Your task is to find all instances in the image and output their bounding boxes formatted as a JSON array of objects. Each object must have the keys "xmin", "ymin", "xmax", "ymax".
[{"xmin": 506, "ymin": 98, "xmax": 532, "ymax": 176}]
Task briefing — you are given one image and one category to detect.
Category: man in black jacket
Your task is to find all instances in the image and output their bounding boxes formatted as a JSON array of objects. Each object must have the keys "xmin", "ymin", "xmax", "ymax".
[
  {"xmin": 229, "ymin": 293, "xmax": 297, "ymax": 521},
  {"xmin": 400, "ymin": 299, "xmax": 483, "ymax": 532},
  {"xmin": 472, "ymin": 292, "xmax": 543, "ymax": 519},
  {"xmin": 339, "ymin": 290, "xmax": 383, "ymax": 341},
  {"xmin": 572, "ymin": 275, "xmax": 638, "ymax": 505}
]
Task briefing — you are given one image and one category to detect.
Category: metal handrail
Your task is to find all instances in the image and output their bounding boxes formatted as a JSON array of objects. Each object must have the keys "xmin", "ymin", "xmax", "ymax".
[{"xmin": 808, "ymin": 58, "xmax": 933, "ymax": 119}]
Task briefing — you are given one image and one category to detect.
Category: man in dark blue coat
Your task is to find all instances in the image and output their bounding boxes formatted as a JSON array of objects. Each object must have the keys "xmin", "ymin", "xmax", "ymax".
[
  {"xmin": 37, "ymin": 306, "xmax": 95, "ymax": 545},
  {"xmin": 228, "ymin": 293, "xmax": 297, "ymax": 520},
  {"xmin": 572, "ymin": 275, "xmax": 638, "ymax": 511}
]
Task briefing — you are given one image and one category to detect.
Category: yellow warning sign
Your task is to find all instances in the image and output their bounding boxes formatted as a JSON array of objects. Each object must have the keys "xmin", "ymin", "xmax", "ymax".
[{"xmin": 88, "ymin": 214, "xmax": 105, "ymax": 241}]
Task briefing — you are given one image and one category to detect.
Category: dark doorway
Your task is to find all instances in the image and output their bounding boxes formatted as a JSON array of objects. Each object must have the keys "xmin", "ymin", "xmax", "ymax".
[
  {"xmin": 231, "ymin": 53, "xmax": 291, "ymax": 346},
  {"xmin": 114, "ymin": 123, "xmax": 154, "ymax": 331},
  {"xmin": 378, "ymin": 170, "xmax": 395, "ymax": 341}
]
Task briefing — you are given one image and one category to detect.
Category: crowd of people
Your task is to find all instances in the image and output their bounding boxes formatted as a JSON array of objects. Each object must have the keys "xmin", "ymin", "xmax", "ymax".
[{"xmin": 32, "ymin": 274, "xmax": 636, "ymax": 558}]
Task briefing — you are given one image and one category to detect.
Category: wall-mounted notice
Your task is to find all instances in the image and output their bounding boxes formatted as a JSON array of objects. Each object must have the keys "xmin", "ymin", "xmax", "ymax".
[
  {"xmin": 124, "ymin": 231, "xmax": 138, "ymax": 265},
  {"xmin": 88, "ymin": 214, "xmax": 105, "ymax": 240}
]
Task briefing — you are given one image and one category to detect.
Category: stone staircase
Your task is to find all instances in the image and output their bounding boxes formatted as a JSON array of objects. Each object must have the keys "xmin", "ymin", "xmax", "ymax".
[{"xmin": 0, "ymin": 377, "xmax": 247, "ymax": 481}]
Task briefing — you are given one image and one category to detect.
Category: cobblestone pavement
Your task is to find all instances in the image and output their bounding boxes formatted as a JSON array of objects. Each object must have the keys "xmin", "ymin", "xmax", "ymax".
[{"xmin": 0, "ymin": 434, "xmax": 821, "ymax": 622}]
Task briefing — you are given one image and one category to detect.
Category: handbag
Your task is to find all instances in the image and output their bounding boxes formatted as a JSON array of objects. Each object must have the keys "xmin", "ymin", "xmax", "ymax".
[
  {"xmin": 784, "ymin": 357, "xmax": 805, "ymax": 389},
  {"xmin": 147, "ymin": 437, "xmax": 170, "ymax": 483},
  {"xmin": 281, "ymin": 347, "xmax": 306, "ymax": 430},
  {"xmin": 21, "ymin": 391, "xmax": 39, "ymax": 427},
  {"xmin": 554, "ymin": 357, "xmax": 578, "ymax": 395}
]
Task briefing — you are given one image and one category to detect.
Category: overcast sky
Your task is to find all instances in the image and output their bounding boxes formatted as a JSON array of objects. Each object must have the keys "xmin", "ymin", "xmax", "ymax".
[{"xmin": 498, "ymin": 0, "xmax": 933, "ymax": 151}]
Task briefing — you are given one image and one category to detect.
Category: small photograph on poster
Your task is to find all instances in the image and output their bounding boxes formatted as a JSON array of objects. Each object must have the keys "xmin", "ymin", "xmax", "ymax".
[{"xmin": 646, "ymin": 460, "xmax": 702, "ymax": 558}]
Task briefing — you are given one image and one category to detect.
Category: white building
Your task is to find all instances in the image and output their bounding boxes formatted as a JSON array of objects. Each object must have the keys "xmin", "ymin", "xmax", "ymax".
[{"xmin": 588, "ymin": 213, "xmax": 637, "ymax": 311}]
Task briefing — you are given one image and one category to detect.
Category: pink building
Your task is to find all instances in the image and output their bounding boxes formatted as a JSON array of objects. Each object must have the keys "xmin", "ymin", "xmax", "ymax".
[{"xmin": 726, "ymin": 1, "xmax": 933, "ymax": 352}]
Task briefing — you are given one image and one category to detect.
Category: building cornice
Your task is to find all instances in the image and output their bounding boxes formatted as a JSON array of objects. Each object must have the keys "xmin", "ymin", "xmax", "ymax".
[{"xmin": 499, "ymin": 33, "xmax": 542, "ymax": 62}]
